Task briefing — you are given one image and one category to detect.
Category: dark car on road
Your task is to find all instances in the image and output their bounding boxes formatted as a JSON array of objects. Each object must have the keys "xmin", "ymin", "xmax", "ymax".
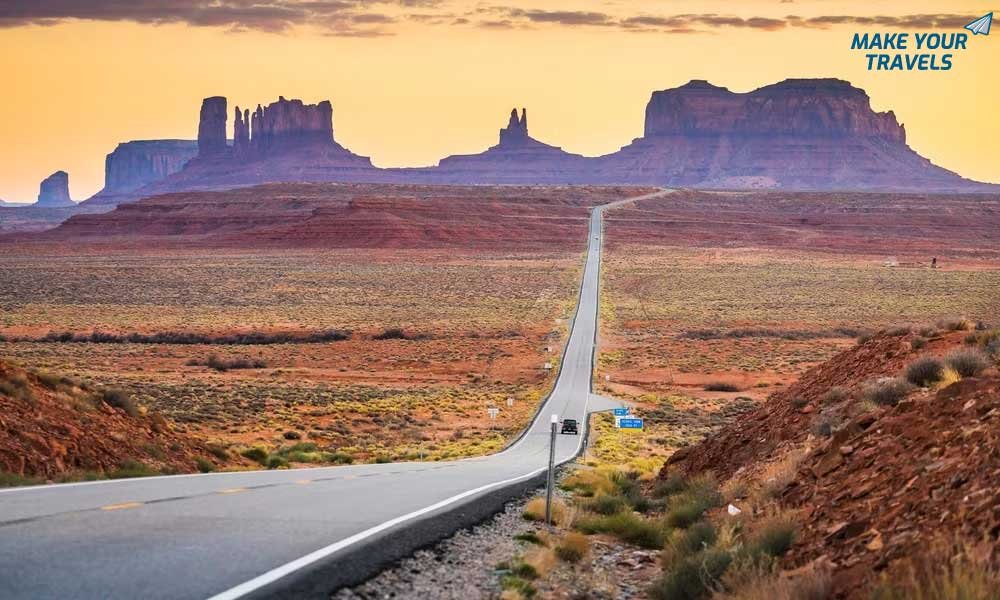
[{"xmin": 560, "ymin": 418, "xmax": 579, "ymax": 435}]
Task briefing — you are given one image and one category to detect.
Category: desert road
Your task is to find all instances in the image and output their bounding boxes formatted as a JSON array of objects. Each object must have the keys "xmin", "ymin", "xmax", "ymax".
[{"xmin": 0, "ymin": 190, "xmax": 667, "ymax": 600}]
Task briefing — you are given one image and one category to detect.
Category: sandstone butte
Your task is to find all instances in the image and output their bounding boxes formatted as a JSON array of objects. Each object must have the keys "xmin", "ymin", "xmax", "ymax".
[{"xmin": 12, "ymin": 77, "xmax": 999, "ymax": 214}]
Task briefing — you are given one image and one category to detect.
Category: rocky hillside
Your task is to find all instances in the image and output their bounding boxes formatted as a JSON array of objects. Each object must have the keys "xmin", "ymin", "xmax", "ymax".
[
  {"xmin": 663, "ymin": 324, "xmax": 999, "ymax": 597},
  {"xmin": 0, "ymin": 360, "xmax": 225, "ymax": 482}
]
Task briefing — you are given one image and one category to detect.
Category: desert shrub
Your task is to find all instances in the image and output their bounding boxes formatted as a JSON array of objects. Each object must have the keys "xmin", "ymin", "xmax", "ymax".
[
  {"xmin": 499, "ymin": 575, "xmax": 536, "ymax": 598},
  {"xmin": 373, "ymin": 327, "xmax": 409, "ymax": 340},
  {"xmin": 650, "ymin": 548, "xmax": 733, "ymax": 600},
  {"xmin": 0, "ymin": 471, "xmax": 43, "ymax": 487},
  {"xmin": 860, "ymin": 377, "xmax": 914, "ymax": 407},
  {"xmin": 330, "ymin": 451, "xmax": 354, "ymax": 464},
  {"xmin": 374, "ymin": 455, "xmax": 392, "ymax": 464},
  {"xmin": 747, "ymin": 516, "xmax": 796, "ymax": 558},
  {"xmin": 576, "ymin": 512, "xmax": 664, "ymax": 549},
  {"xmin": 514, "ymin": 532, "xmax": 544, "ymax": 546},
  {"xmin": 35, "ymin": 370, "xmax": 64, "ymax": 390},
  {"xmin": 944, "ymin": 348, "xmax": 991, "ymax": 377},
  {"xmin": 810, "ymin": 410, "xmax": 845, "ymax": 438},
  {"xmin": 240, "ymin": 447, "xmax": 269, "ymax": 465},
  {"xmin": 665, "ymin": 476, "xmax": 721, "ymax": 529},
  {"xmin": 0, "ymin": 374, "xmax": 34, "ymax": 403},
  {"xmin": 910, "ymin": 336, "xmax": 928, "ymax": 350},
  {"xmin": 586, "ymin": 493, "xmax": 627, "ymax": 515},
  {"xmin": 282, "ymin": 430, "xmax": 302, "ymax": 440},
  {"xmin": 555, "ymin": 532, "xmax": 590, "ymax": 562},
  {"xmin": 523, "ymin": 497, "xmax": 568, "ymax": 525},
  {"xmin": 937, "ymin": 318, "xmax": 973, "ymax": 332},
  {"xmin": 194, "ymin": 457, "xmax": 215, "ymax": 473},
  {"xmin": 704, "ymin": 382, "xmax": 741, "ymax": 392},
  {"xmin": 886, "ymin": 325, "xmax": 912, "ymax": 336},
  {"xmin": 653, "ymin": 472, "xmax": 689, "ymax": 498},
  {"xmin": 207, "ymin": 445, "xmax": 230, "ymax": 460},
  {"xmin": 716, "ymin": 563, "xmax": 832, "ymax": 600},
  {"xmin": 101, "ymin": 388, "xmax": 139, "ymax": 417},
  {"xmin": 34, "ymin": 329, "xmax": 349, "ymax": 345},
  {"xmin": 870, "ymin": 553, "xmax": 1000, "ymax": 600},
  {"xmin": 203, "ymin": 354, "xmax": 267, "ymax": 372},
  {"xmin": 510, "ymin": 561, "xmax": 538, "ymax": 579},
  {"xmin": 964, "ymin": 333, "xmax": 980, "ymax": 345},
  {"xmin": 265, "ymin": 455, "xmax": 289, "ymax": 469},
  {"xmin": 905, "ymin": 357, "xmax": 945, "ymax": 387},
  {"xmin": 918, "ymin": 326, "xmax": 939, "ymax": 337},
  {"xmin": 819, "ymin": 386, "xmax": 849, "ymax": 405},
  {"xmin": 662, "ymin": 521, "xmax": 717, "ymax": 567},
  {"xmin": 110, "ymin": 459, "xmax": 157, "ymax": 479},
  {"xmin": 987, "ymin": 338, "xmax": 1000, "ymax": 360}
]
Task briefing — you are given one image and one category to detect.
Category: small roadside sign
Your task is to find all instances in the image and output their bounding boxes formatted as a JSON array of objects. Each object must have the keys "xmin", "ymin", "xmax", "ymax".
[
  {"xmin": 506, "ymin": 397, "xmax": 514, "ymax": 407},
  {"xmin": 543, "ymin": 362, "xmax": 553, "ymax": 370},
  {"xmin": 619, "ymin": 418, "xmax": 644, "ymax": 429},
  {"xmin": 613, "ymin": 408, "xmax": 629, "ymax": 416},
  {"xmin": 487, "ymin": 407, "xmax": 499, "ymax": 419}
]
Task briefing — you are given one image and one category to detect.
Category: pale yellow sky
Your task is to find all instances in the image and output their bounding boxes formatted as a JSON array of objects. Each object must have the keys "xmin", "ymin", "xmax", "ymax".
[{"xmin": 0, "ymin": 0, "xmax": 997, "ymax": 200}]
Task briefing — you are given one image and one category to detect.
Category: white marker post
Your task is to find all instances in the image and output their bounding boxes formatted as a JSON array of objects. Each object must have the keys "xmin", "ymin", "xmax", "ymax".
[{"xmin": 546, "ymin": 414, "xmax": 558, "ymax": 524}]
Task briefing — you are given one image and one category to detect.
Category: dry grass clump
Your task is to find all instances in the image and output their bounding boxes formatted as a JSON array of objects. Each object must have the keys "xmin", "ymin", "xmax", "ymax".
[
  {"xmin": 522, "ymin": 496, "xmax": 570, "ymax": 526},
  {"xmin": 860, "ymin": 377, "xmax": 914, "ymax": 407},
  {"xmin": 870, "ymin": 545, "xmax": 1000, "ymax": 600},
  {"xmin": 943, "ymin": 348, "xmax": 992, "ymax": 378},
  {"xmin": 936, "ymin": 317, "xmax": 975, "ymax": 332},
  {"xmin": 904, "ymin": 356, "xmax": 945, "ymax": 387},
  {"xmin": 716, "ymin": 562, "xmax": 832, "ymax": 600},
  {"xmin": 555, "ymin": 532, "xmax": 591, "ymax": 562}
]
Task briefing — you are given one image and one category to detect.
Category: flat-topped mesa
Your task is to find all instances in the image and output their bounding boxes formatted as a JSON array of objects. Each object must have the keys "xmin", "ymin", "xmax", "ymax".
[
  {"xmin": 103, "ymin": 140, "xmax": 198, "ymax": 194},
  {"xmin": 644, "ymin": 78, "xmax": 906, "ymax": 143},
  {"xmin": 197, "ymin": 97, "xmax": 228, "ymax": 158},
  {"xmin": 250, "ymin": 96, "xmax": 335, "ymax": 156},
  {"xmin": 499, "ymin": 108, "xmax": 530, "ymax": 145},
  {"xmin": 36, "ymin": 170, "xmax": 74, "ymax": 207}
]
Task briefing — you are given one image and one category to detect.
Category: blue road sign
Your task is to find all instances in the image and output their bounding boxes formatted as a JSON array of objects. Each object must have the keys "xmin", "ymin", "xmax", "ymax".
[
  {"xmin": 613, "ymin": 408, "xmax": 629, "ymax": 416},
  {"xmin": 619, "ymin": 418, "xmax": 644, "ymax": 429}
]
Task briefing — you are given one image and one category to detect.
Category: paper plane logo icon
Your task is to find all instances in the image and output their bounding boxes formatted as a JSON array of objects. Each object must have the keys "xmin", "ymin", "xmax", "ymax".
[{"xmin": 965, "ymin": 12, "xmax": 992, "ymax": 35}]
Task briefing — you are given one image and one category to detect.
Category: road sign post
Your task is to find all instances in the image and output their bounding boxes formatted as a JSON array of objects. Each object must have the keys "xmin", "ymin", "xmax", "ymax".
[{"xmin": 546, "ymin": 414, "xmax": 558, "ymax": 524}]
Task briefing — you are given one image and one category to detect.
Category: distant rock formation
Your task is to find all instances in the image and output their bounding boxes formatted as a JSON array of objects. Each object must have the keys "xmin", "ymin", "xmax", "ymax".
[
  {"xmin": 84, "ymin": 140, "xmax": 198, "ymax": 206},
  {"xmin": 499, "ymin": 108, "xmax": 529, "ymax": 145},
  {"xmin": 197, "ymin": 96, "xmax": 228, "ymax": 158},
  {"xmin": 422, "ymin": 107, "xmax": 590, "ymax": 184},
  {"xmin": 74, "ymin": 79, "xmax": 992, "ymax": 211},
  {"xmin": 594, "ymin": 78, "xmax": 982, "ymax": 191},
  {"xmin": 80, "ymin": 95, "xmax": 375, "ymax": 206},
  {"xmin": 36, "ymin": 171, "xmax": 74, "ymax": 207}
]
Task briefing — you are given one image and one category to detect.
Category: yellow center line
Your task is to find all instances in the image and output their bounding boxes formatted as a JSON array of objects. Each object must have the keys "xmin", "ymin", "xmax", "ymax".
[
  {"xmin": 101, "ymin": 502, "xmax": 143, "ymax": 511},
  {"xmin": 218, "ymin": 488, "xmax": 247, "ymax": 494},
  {"xmin": 295, "ymin": 480, "xmax": 312, "ymax": 485}
]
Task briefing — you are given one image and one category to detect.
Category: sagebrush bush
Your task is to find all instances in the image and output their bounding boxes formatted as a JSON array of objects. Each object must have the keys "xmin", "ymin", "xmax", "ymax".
[
  {"xmin": 910, "ymin": 336, "xmax": 928, "ymax": 350},
  {"xmin": 586, "ymin": 493, "xmax": 627, "ymax": 515},
  {"xmin": 102, "ymin": 388, "xmax": 139, "ymax": 417},
  {"xmin": 704, "ymin": 382, "xmax": 741, "ymax": 392},
  {"xmin": 861, "ymin": 378, "xmax": 914, "ymax": 407},
  {"xmin": 905, "ymin": 357, "xmax": 945, "ymax": 387},
  {"xmin": 650, "ymin": 548, "xmax": 733, "ymax": 600},
  {"xmin": 748, "ymin": 516, "xmax": 796, "ymax": 558},
  {"xmin": 576, "ymin": 511, "xmax": 664, "ymax": 549},
  {"xmin": 819, "ymin": 386, "xmax": 849, "ymax": 405},
  {"xmin": 944, "ymin": 348, "xmax": 991, "ymax": 377}
]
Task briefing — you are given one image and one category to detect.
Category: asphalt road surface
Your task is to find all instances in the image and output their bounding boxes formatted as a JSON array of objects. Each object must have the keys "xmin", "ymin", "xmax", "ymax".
[{"xmin": 0, "ymin": 190, "xmax": 668, "ymax": 600}]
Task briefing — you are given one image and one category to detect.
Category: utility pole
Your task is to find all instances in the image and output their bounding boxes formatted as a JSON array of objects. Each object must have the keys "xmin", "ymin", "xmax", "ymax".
[{"xmin": 546, "ymin": 414, "xmax": 558, "ymax": 524}]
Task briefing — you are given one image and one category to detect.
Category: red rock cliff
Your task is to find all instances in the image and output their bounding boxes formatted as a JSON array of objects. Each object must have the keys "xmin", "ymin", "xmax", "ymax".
[
  {"xmin": 103, "ymin": 140, "xmax": 198, "ymax": 194},
  {"xmin": 36, "ymin": 170, "xmax": 74, "ymax": 207},
  {"xmin": 644, "ymin": 79, "xmax": 906, "ymax": 143}
]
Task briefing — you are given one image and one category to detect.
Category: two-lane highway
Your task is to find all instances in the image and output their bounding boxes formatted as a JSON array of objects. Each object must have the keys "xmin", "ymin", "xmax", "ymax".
[{"xmin": 0, "ymin": 190, "xmax": 668, "ymax": 600}]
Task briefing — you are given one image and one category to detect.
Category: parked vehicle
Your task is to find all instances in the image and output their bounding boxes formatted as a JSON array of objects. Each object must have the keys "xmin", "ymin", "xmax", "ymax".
[{"xmin": 560, "ymin": 418, "xmax": 579, "ymax": 435}]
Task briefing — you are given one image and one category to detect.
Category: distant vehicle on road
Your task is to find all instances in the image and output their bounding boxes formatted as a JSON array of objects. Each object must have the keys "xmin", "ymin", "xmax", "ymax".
[{"xmin": 560, "ymin": 418, "xmax": 579, "ymax": 435}]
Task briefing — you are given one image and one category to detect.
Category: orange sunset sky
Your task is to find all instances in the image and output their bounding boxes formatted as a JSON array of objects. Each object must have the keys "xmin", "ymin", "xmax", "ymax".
[{"xmin": 1, "ymin": 0, "xmax": 998, "ymax": 201}]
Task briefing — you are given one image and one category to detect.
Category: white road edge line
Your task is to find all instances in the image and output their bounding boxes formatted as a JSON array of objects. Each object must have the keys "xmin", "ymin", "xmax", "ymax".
[{"xmin": 206, "ymin": 458, "xmax": 562, "ymax": 600}]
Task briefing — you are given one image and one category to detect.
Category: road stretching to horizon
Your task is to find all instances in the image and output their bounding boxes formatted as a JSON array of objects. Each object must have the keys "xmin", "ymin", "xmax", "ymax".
[{"xmin": 0, "ymin": 190, "xmax": 669, "ymax": 600}]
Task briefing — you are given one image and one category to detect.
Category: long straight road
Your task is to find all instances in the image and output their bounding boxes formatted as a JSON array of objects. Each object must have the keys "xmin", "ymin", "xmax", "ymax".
[{"xmin": 0, "ymin": 190, "xmax": 668, "ymax": 600}]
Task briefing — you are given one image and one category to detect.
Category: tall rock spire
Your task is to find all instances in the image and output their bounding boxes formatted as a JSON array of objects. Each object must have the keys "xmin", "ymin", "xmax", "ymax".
[
  {"xmin": 499, "ymin": 107, "xmax": 530, "ymax": 145},
  {"xmin": 196, "ymin": 96, "xmax": 228, "ymax": 158}
]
